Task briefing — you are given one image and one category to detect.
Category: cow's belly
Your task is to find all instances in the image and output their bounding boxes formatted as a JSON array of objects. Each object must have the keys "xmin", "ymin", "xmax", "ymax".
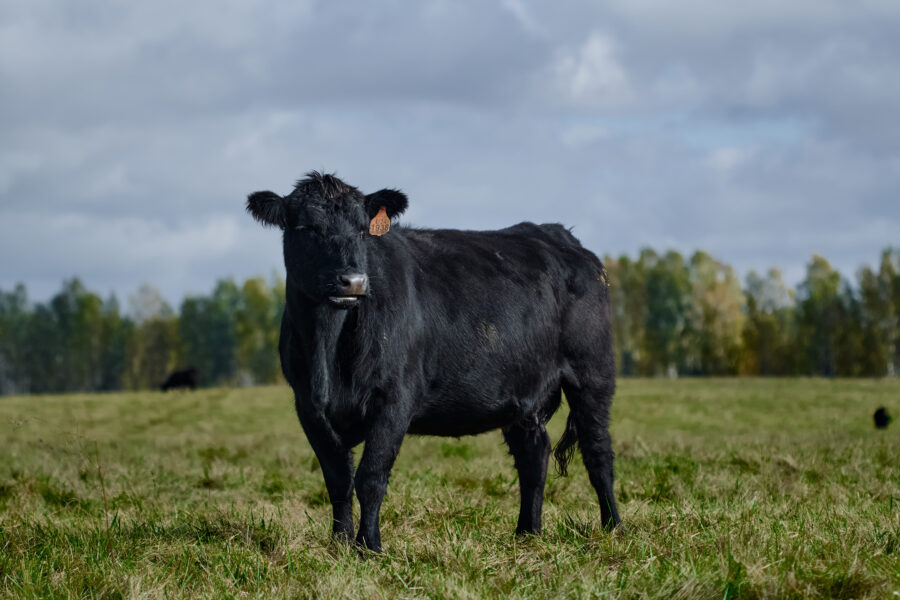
[
  {"xmin": 407, "ymin": 406, "xmax": 519, "ymax": 437},
  {"xmin": 406, "ymin": 371, "xmax": 560, "ymax": 437}
]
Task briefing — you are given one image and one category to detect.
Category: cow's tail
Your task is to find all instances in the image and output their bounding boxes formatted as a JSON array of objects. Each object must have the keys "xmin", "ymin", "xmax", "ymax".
[{"xmin": 553, "ymin": 412, "xmax": 579, "ymax": 476}]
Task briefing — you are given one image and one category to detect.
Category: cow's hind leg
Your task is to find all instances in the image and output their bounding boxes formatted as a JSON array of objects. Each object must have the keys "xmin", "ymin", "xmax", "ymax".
[
  {"xmin": 562, "ymin": 378, "xmax": 621, "ymax": 531},
  {"xmin": 503, "ymin": 422, "xmax": 551, "ymax": 535}
]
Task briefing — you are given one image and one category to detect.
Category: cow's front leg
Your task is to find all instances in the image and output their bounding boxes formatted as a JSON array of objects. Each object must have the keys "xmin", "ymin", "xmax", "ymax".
[
  {"xmin": 296, "ymin": 411, "xmax": 355, "ymax": 541},
  {"xmin": 354, "ymin": 405, "xmax": 409, "ymax": 553}
]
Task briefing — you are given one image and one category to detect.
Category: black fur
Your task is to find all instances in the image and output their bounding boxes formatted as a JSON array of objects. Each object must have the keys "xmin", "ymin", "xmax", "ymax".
[
  {"xmin": 247, "ymin": 172, "xmax": 621, "ymax": 552},
  {"xmin": 247, "ymin": 191, "xmax": 287, "ymax": 228},
  {"xmin": 160, "ymin": 368, "xmax": 198, "ymax": 392},
  {"xmin": 364, "ymin": 188, "xmax": 408, "ymax": 220},
  {"xmin": 874, "ymin": 407, "xmax": 892, "ymax": 429},
  {"xmin": 554, "ymin": 413, "xmax": 579, "ymax": 476}
]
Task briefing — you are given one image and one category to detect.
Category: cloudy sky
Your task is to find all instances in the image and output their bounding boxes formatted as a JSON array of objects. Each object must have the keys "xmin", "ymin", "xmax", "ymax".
[{"xmin": 2, "ymin": 0, "xmax": 898, "ymax": 306}]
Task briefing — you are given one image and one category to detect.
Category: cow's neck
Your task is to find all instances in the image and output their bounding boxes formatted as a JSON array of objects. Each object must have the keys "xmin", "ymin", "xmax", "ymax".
[
  {"xmin": 285, "ymin": 279, "xmax": 351, "ymax": 397},
  {"xmin": 282, "ymin": 282, "xmax": 355, "ymax": 447}
]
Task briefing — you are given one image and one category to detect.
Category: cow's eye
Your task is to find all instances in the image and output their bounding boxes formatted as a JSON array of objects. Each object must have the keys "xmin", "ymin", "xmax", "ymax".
[{"xmin": 296, "ymin": 225, "xmax": 322, "ymax": 237}]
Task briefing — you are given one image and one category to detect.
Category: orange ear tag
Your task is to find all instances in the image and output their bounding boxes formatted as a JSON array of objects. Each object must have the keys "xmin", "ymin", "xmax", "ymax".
[{"xmin": 369, "ymin": 206, "xmax": 390, "ymax": 236}]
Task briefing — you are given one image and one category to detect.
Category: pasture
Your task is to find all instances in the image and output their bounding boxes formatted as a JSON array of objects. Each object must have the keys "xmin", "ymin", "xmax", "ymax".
[{"xmin": 1, "ymin": 379, "xmax": 898, "ymax": 599}]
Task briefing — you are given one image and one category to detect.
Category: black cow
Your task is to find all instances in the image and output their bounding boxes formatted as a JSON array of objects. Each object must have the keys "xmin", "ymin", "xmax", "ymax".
[
  {"xmin": 160, "ymin": 368, "xmax": 198, "ymax": 392},
  {"xmin": 247, "ymin": 171, "xmax": 621, "ymax": 552}
]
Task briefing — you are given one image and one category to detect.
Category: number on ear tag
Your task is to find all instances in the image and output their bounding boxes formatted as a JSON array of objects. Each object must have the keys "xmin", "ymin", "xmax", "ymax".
[{"xmin": 369, "ymin": 206, "xmax": 390, "ymax": 236}]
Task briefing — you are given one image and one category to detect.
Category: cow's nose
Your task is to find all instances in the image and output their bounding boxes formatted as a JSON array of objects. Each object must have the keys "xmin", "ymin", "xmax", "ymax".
[{"xmin": 338, "ymin": 273, "xmax": 368, "ymax": 296}]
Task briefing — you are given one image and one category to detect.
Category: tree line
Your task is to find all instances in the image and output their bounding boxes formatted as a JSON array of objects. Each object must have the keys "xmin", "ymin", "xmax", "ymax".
[
  {"xmin": 0, "ymin": 277, "xmax": 284, "ymax": 395},
  {"xmin": 1, "ymin": 248, "xmax": 899, "ymax": 395},
  {"xmin": 606, "ymin": 248, "xmax": 900, "ymax": 377}
]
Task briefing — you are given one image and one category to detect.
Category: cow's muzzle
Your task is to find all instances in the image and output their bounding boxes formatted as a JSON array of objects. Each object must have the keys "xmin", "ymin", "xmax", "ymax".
[{"xmin": 328, "ymin": 273, "xmax": 368, "ymax": 308}]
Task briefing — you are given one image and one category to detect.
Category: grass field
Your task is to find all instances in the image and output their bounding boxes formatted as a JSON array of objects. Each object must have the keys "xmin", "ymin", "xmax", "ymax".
[{"xmin": 1, "ymin": 379, "xmax": 899, "ymax": 599}]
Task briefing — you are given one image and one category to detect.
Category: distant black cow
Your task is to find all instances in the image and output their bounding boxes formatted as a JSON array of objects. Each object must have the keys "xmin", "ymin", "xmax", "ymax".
[
  {"xmin": 160, "ymin": 368, "xmax": 198, "ymax": 392},
  {"xmin": 247, "ymin": 171, "xmax": 621, "ymax": 552},
  {"xmin": 874, "ymin": 407, "xmax": 892, "ymax": 429}
]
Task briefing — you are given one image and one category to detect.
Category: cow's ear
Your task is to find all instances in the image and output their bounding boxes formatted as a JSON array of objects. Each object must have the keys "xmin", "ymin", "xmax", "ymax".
[
  {"xmin": 247, "ymin": 191, "xmax": 287, "ymax": 228},
  {"xmin": 365, "ymin": 188, "xmax": 408, "ymax": 220}
]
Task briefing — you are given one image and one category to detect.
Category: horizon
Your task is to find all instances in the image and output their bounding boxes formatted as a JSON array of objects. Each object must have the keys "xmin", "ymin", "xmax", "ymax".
[{"xmin": 5, "ymin": 243, "xmax": 894, "ymax": 316}]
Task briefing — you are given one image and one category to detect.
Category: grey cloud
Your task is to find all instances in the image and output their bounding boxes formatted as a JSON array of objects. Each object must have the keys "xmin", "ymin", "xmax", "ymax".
[{"xmin": 1, "ymin": 0, "xmax": 899, "ymax": 304}]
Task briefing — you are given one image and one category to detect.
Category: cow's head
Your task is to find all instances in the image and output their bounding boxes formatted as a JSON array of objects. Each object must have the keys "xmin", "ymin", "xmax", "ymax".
[{"xmin": 246, "ymin": 171, "xmax": 407, "ymax": 309}]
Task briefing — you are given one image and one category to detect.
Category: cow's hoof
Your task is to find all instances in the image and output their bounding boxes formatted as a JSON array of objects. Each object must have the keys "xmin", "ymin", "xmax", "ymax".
[
  {"xmin": 331, "ymin": 530, "xmax": 353, "ymax": 544},
  {"xmin": 354, "ymin": 535, "xmax": 382, "ymax": 556},
  {"xmin": 514, "ymin": 528, "xmax": 541, "ymax": 538},
  {"xmin": 355, "ymin": 544, "xmax": 382, "ymax": 558}
]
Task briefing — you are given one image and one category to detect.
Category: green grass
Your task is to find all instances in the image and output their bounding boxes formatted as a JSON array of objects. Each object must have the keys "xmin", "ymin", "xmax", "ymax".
[{"xmin": 1, "ymin": 379, "xmax": 898, "ymax": 599}]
